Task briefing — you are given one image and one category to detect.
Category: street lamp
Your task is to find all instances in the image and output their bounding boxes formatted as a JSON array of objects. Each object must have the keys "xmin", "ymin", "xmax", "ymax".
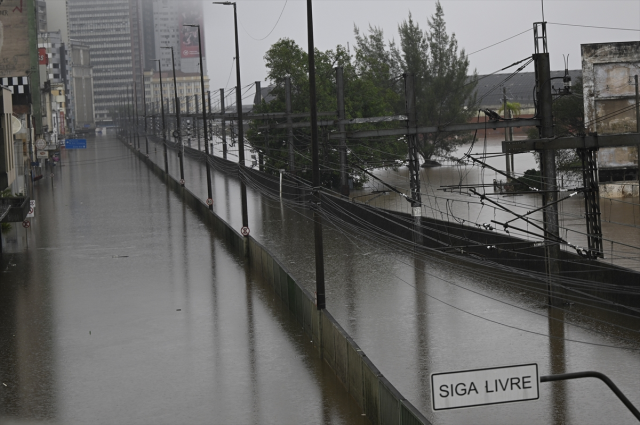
[
  {"xmin": 152, "ymin": 59, "xmax": 169, "ymax": 174},
  {"xmin": 183, "ymin": 23, "xmax": 213, "ymax": 210},
  {"xmin": 161, "ymin": 46, "xmax": 184, "ymax": 186},
  {"xmin": 212, "ymin": 1, "xmax": 249, "ymax": 233}
]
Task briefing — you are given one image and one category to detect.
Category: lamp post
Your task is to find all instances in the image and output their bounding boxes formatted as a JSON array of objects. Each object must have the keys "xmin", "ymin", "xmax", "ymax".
[
  {"xmin": 161, "ymin": 46, "xmax": 184, "ymax": 186},
  {"xmin": 152, "ymin": 59, "xmax": 169, "ymax": 174},
  {"xmin": 306, "ymin": 0, "xmax": 326, "ymax": 310},
  {"xmin": 213, "ymin": 1, "xmax": 249, "ymax": 234},
  {"xmin": 133, "ymin": 81, "xmax": 140, "ymax": 150},
  {"xmin": 183, "ymin": 23, "xmax": 213, "ymax": 210}
]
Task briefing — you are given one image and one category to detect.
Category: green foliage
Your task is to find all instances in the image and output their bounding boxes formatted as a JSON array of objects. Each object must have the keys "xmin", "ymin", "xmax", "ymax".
[
  {"xmin": 249, "ymin": 37, "xmax": 406, "ymax": 188},
  {"xmin": 249, "ymin": 1, "xmax": 476, "ymax": 187},
  {"xmin": 392, "ymin": 2, "xmax": 477, "ymax": 161},
  {"xmin": 498, "ymin": 102, "xmax": 522, "ymax": 117}
]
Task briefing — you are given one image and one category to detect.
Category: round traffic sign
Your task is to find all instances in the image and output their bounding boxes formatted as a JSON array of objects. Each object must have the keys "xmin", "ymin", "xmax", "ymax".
[
  {"xmin": 179, "ymin": 179, "xmax": 185, "ymax": 185},
  {"xmin": 28, "ymin": 207, "xmax": 34, "ymax": 215},
  {"xmin": 241, "ymin": 227, "xmax": 250, "ymax": 237},
  {"xmin": 206, "ymin": 198, "xmax": 213, "ymax": 206},
  {"xmin": 22, "ymin": 220, "xmax": 30, "ymax": 229}
]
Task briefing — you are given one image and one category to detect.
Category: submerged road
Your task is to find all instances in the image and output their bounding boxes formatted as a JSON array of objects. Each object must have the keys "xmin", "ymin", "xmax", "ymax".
[
  {"xmin": 140, "ymin": 132, "xmax": 640, "ymax": 425},
  {"xmin": 0, "ymin": 136, "xmax": 367, "ymax": 424}
]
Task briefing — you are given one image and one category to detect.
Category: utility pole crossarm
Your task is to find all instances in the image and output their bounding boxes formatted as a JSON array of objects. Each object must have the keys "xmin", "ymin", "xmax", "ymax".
[
  {"xmin": 502, "ymin": 132, "xmax": 640, "ymax": 152},
  {"xmin": 330, "ymin": 118, "xmax": 540, "ymax": 139}
]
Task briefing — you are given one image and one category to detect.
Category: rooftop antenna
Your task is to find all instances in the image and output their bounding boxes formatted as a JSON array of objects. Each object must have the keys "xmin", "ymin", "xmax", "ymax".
[{"xmin": 541, "ymin": 0, "xmax": 545, "ymax": 22}]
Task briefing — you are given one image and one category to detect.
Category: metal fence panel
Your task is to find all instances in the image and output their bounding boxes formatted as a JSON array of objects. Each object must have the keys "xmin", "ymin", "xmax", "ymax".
[
  {"xmin": 321, "ymin": 313, "xmax": 336, "ymax": 369},
  {"xmin": 379, "ymin": 377, "xmax": 401, "ymax": 425},
  {"xmin": 281, "ymin": 269, "xmax": 289, "ymax": 307},
  {"xmin": 303, "ymin": 296, "xmax": 312, "ymax": 336},
  {"xmin": 400, "ymin": 401, "xmax": 429, "ymax": 425},
  {"xmin": 295, "ymin": 283, "xmax": 304, "ymax": 323},
  {"xmin": 312, "ymin": 308, "xmax": 320, "ymax": 349},
  {"xmin": 287, "ymin": 275, "xmax": 296, "ymax": 313},
  {"xmin": 347, "ymin": 341, "xmax": 364, "ymax": 408},
  {"xmin": 261, "ymin": 249, "xmax": 269, "ymax": 284},
  {"xmin": 272, "ymin": 262, "xmax": 281, "ymax": 293},
  {"xmin": 333, "ymin": 323, "xmax": 348, "ymax": 387},
  {"xmin": 362, "ymin": 358, "xmax": 380, "ymax": 425}
]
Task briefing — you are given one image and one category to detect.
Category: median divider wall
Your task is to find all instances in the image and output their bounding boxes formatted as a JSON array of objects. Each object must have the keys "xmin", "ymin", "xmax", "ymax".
[{"xmin": 121, "ymin": 138, "xmax": 432, "ymax": 425}]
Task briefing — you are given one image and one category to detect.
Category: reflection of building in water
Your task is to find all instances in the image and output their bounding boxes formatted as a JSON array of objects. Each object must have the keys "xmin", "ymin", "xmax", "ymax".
[{"xmin": 582, "ymin": 41, "xmax": 640, "ymax": 185}]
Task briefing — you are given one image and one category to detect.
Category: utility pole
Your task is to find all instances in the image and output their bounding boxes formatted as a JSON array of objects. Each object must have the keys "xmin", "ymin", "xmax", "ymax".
[
  {"xmin": 336, "ymin": 67, "xmax": 348, "ymax": 195},
  {"xmin": 285, "ymin": 76, "xmax": 294, "ymax": 173},
  {"xmin": 195, "ymin": 94, "xmax": 201, "ymax": 151},
  {"xmin": 220, "ymin": 88, "xmax": 227, "ymax": 159},
  {"xmin": 405, "ymin": 73, "xmax": 423, "ymax": 246},
  {"xmin": 183, "ymin": 23, "xmax": 214, "ymax": 210},
  {"xmin": 534, "ymin": 22, "xmax": 563, "ymax": 306},
  {"xmin": 152, "ymin": 60, "xmax": 168, "ymax": 174},
  {"xmin": 307, "ymin": 0, "xmax": 326, "ymax": 310},
  {"xmin": 503, "ymin": 87, "xmax": 512, "ymax": 179},
  {"xmin": 633, "ymin": 75, "xmax": 640, "ymax": 187},
  {"xmin": 213, "ymin": 1, "xmax": 249, "ymax": 234},
  {"xmin": 133, "ymin": 81, "xmax": 140, "ymax": 150},
  {"xmin": 207, "ymin": 91, "xmax": 213, "ymax": 154},
  {"xmin": 164, "ymin": 46, "xmax": 184, "ymax": 186},
  {"xmin": 185, "ymin": 96, "xmax": 191, "ymax": 147},
  {"xmin": 254, "ymin": 81, "xmax": 264, "ymax": 171}
]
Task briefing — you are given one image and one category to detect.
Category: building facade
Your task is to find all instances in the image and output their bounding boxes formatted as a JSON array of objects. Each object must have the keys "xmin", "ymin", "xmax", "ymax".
[
  {"xmin": 582, "ymin": 41, "xmax": 640, "ymax": 183},
  {"xmin": 67, "ymin": 0, "xmax": 134, "ymax": 124},
  {"xmin": 71, "ymin": 42, "xmax": 96, "ymax": 132},
  {"xmin": 143, "ymin": 70, "xmax": 210, "ymax": 108}
]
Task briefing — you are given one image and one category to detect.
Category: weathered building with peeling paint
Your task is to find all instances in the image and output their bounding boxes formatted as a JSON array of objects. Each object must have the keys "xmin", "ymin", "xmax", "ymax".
[{"xmin": 582, "ymin": 41, "xmax": 640, "ymax": 184}]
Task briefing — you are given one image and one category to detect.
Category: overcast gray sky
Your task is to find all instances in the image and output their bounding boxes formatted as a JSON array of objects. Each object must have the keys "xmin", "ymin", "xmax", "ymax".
[{"xmin": 202, "ymin": 0, "xmax": 640, "ymax": 98}]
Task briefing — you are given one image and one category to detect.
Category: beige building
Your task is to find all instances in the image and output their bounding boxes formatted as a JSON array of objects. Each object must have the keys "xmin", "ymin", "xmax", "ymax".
[
  {"xmin": 143, "ymin": 70, "xmax": 210, "ymax": 110},
  {"xmin": 582, "ymin": 41, "xmax": 640, "ymax": 185}
]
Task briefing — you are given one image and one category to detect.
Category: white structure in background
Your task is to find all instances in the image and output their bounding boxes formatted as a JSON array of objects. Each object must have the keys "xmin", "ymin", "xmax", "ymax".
[{"xmin": 582, "ymin": 41, "xmax": 640, "ymax": 196}]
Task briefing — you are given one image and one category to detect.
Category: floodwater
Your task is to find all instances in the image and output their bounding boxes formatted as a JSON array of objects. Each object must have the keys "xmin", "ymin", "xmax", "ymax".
[
  {"xmin": 143, "ymin": 130, "xmax": 640, "ymax": 425},
  {"xmin": 0, "ymin": 136, "xmax": 368, "ymax": 425}
]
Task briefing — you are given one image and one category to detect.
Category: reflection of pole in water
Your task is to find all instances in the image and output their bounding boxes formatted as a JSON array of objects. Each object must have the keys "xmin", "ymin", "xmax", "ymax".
[
  {"xmin": 548, "ymin": 307, "xmax": 567, "ymax": 425},
  {"xmin": 244, "ymin": 261, "xmax": 261, "ymax": 419},
  {"xmin": 414, "ymin": 254, "xmax": 430, "ymax": 400}
]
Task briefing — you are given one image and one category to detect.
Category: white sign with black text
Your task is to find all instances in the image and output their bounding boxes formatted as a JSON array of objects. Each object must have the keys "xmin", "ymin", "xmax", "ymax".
[{"xmin": 431, "ymin": 364, "xmax": 539, "ymax": 411}]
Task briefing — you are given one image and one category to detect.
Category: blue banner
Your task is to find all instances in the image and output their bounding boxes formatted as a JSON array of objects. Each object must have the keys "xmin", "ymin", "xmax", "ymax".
[{"xmin": 65, "ymin": 139, "xmax": 87, "ymax": 149}]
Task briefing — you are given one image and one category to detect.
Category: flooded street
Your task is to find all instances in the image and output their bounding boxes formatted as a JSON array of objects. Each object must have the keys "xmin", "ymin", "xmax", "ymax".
[
  {"xmin": 158, "ymin": 132, "xmax": 640, "ymax": 424},
  {"xmin": 0, "ymin": 136, "xmax": 367, "ymax": 425},
  {"xmin": 2, "ymin": 133, "xmax": 640, "ymax": 424}
]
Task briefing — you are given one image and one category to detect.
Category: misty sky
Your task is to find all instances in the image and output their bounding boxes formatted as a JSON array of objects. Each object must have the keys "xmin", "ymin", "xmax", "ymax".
[{"xmin": 202, "ymin": 0, "xmax": 640, "ymax": 101}]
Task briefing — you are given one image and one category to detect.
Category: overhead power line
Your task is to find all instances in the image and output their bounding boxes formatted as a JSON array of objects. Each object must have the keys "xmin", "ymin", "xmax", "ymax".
[
  {"xmin": 548, "ymin": 22, "xmax": 640, "ymax": 32},
  {"xmin": 239, "ymin": 0, "xmax": 288, "ymax": 41},
  {"xmin": 467, "ymin": 28, "xmax": 532, "ymax": 56}
]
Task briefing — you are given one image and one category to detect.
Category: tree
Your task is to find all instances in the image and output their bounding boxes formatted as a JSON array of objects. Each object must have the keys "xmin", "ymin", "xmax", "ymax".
[
  {"xmin": 249, "ymin": 37, "xmax": 406, "ymax": 189},
  {"xmin": 393, "ymin": 2, "xmax": 477, "ymax": 163}
]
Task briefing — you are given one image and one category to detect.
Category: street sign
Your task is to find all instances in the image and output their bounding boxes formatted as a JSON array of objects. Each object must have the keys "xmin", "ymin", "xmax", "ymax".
[
  {"xmin": 27, "ymin": 207, "xmax": 34, "ymax": 218},
  {"xmin": 22, "ymin": 220, "xmax": 30, "ymax": 229},
  {"xmin": 35, "ymin": 138, "xmax": 45, "ymax": 149},
  {"xmin": 65, "ymin": 139, "xmax": 87, "ymax": 149},
  {"xmin": 431, "ymin": 364, "xmax": 539, "ymax": 411},
  {"xmin": 37, "ymin": 150, "xmax": 48, "ymax": 159},
  {"xmin": 30, "ymin": 200, "xmax": 36, "ymax": 209}
]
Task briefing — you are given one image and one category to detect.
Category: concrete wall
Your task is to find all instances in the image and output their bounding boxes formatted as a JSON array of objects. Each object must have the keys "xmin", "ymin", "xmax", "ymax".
[
  {"xmin": 121, "ymin": 136, "xmax": 432, "ymax": 425},
  {"xmin": 582, "ymin": 42, "xmax": 640, "ymax": 176}
]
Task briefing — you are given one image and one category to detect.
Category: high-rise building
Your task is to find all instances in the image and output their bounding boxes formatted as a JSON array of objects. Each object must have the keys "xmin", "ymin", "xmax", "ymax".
[
  {"xmin": 67, "ymin": 0, "xmax": 134, "ymax": 124},
  {"xmin": 134, "ymin": 0, "xmax": 206, "ymax": 76}
]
